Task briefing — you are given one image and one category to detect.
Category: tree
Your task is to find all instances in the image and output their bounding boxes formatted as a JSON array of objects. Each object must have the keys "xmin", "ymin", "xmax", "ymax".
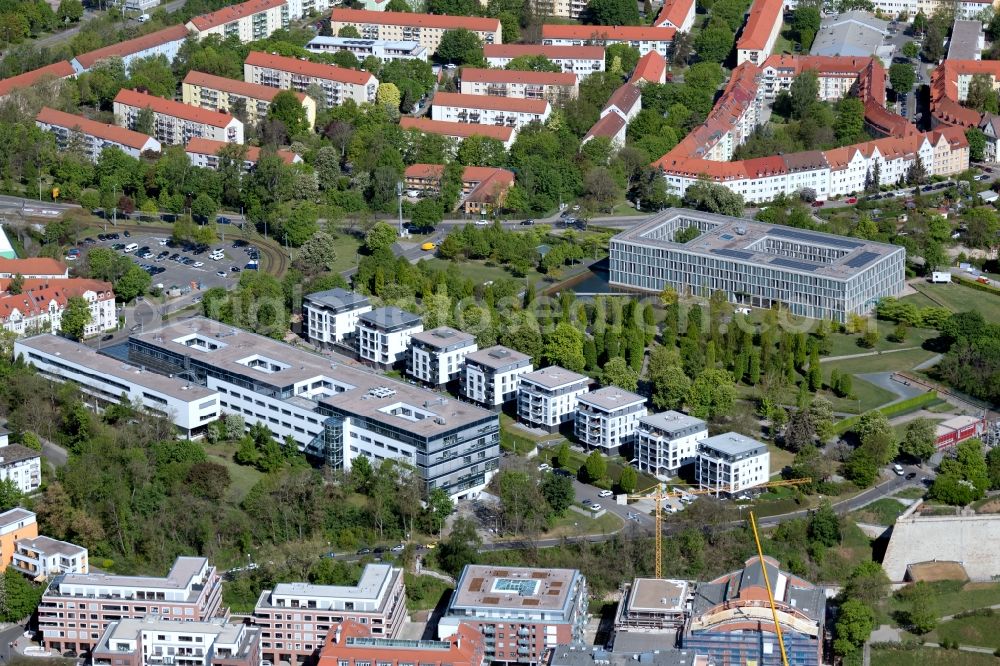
[
  {"xmin": 376, "ymin": 82, "xmax": 401, "ymax": 111},
  {"xmin": 902, "ymin": 40, "xmax": 920, "ymax": 59},
  {"xmin": 0, "ymin": 478, "xmax": 22, "ymax": 512},
  {"xmin": 296, "ymin": 231, "xmax": 338, "ymax": 274},
  {"xmin": 682, "ymin": 179, "xmax": 744, "ymax": 216},
  {"xmin": 889, "ymin": 62, "xmax": 916, "ymax": 95},
  {"xmin": 506, "ymin": 55, "xmax": 562, "ymax": 72},
  {"xmin": 792, "ymin": 5, "xmax": 821, "ymax": 48},
  {"xmin": 365, "ymin": 222, "xmax": 398, "ymax": 253},
  {"xmin": 686, "ymin": 369, "xmax": 736, "ymax": 419},
  {"xmin": 966, "ymin": 127, "xmax": 987, "ymax": 162},
  {"xmin": 912, "ymin": 10, "xmax": 928, "ymax": 34},
  {"xmin": 903, "ymin": 582, "xmax": 937, "ymax": 634},
  {"xmin": 600, "ymin": 357, "xmax": 639, "ymax": 392},
  {"xmin": 987, "ymin": 445, "xmax": 1000, "ymax": 490},
  {"xmin": 922, "ymin": 18, "xmax": 946, "ymax": 63},
  {"xmin": 844, "ymin": 561, "xmax": 890, "ymax": 607},
  {"xmin": 694, "ymin": 24, "xmax": 735, "ymax": 63},
  {"xmin": 784, "ymin": 408, "xmax": 816, "ymax": 452},
  {"xmin": 437, "ymin": 517, "xmax": 481, "ymax": 576},
  {"xmin": 585, "ymin": 0, "xmax": 640, "ymax": 24},
  {"xmin": 0, "ymin": 568, "xmax": 43, "ymax": 622},
  {"xmin": 901, "ymin": 418, "xmax": 936, "ymax": 462},
  {"xmin": 807, "ymin": 501, "xmax": 840, "ymax": 547},
  {"xmin": 967, "ymin": 74, "xmax": 998, "ymax": 114},
  {"xmin": 191, "ymin": 193, "xmax": 218, "ymax": 222},
  {"xmin": 856, "ymin": 410, "xmax": 896, "ymax": 465},
  {"xmin": 618, "ymin": 466, "xmax": 637, "ymax": 493},
  {"xmin": 540, "ymin": 473, "xmax": 574, "ymax": 515},
  {"xmin": 651, "ymin": 363, "xmax": 690, "ymax": 410},
  {"xmin": 338, "ymin": 25, "xmax": 360, "ymax": 37},
  {"xmin": 583, "ymin": 451, "xmax": 607, "ymax": 483},
  {"xmin": 135, "ymin": 107, "xmax": 154, "ymax": 136},
  {"xmin": 436, "ymin": 29, "xmax": 484, "ymax": 66},
  {"xmin": 834, "ymin": 599, "xmax": 876, "ymax": 656},
  {"xmin": 57, "ymin": 0, "xmax": 83, "ymax": 22},
  {"xmin": 544, "ymin": 323, "xmax": 586, "ymax": 372},
  {"xmin": 268, "ymin": 91, "xmax": 309, "ymax": 138},
  {"xmin": 59, "ymin": 296, "xmax": 91, "ymax": 341},
  {"xmin": 790, "ymin": 70, "xmax": 820, "ymax": 119},
  {"xmin": 835, "ymin": 96, "xmax": 866, "ymax": 145}
]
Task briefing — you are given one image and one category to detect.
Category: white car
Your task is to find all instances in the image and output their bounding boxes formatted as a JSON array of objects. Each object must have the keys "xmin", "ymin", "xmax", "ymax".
[
  {"xmin": 193, "ymin": 261, "xmax": 204, "ymax": 268},
  {"xmin": 216, "ymin": 271, "xmax": 227, "ymax": 278},
  {"xmin": 158, "ymin": 239, "xmax": 168, "ymax": 246},
  {"xmin": 893, "ymin": 464, "xmax": 905, "ymax": 476},
  {"xmin": 475, "ymin": 219, "xmax": 489, "ymax": 226},
  {"xmin": 537, "ymin": 463, "xmax": 551, "ymax": 471},
  {"xmin": 598, "ymin": 489, "xmax": 613, "ymax": 498}
]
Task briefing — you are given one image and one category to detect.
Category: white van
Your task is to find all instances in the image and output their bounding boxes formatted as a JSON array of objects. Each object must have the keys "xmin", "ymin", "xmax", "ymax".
[
  {"xmin": 137, "ymin": 13, "xmax": 150, "ymax": 22},
  {"xmin": 123, "ymin": 243, "xmax": 138, "ymax": 253},
  {"xmin": 210, "ymin": 249, "xmax": 225, "ymax": 260}
]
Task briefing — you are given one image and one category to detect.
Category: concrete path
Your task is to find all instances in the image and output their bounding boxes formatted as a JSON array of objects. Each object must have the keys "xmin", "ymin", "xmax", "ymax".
[
  {"xmin": 870, "ymin": 624, "xmax": 903, "ymax": 643},
  {"xmin": 913, "ymin": 353, "xmax": 943, "ymax": 371},
  {"xmin": 818, "ymin": 346, "xmax": 923, "ymax": 363}
]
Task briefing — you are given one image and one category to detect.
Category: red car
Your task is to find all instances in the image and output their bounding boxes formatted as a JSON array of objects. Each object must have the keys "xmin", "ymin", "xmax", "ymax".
[
  {"xmin": 845, "ymin": 197, "xmax": 857, "ymax": 204},
  {"xmin": 811, "ymin": 200, "xmax": 825, "ymax": 207}
]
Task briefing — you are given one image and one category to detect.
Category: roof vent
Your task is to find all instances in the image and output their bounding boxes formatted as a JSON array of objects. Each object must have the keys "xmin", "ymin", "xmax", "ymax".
[{"xmin": 735, "ymin": 226, "xmax": 747, "ymax": 235}]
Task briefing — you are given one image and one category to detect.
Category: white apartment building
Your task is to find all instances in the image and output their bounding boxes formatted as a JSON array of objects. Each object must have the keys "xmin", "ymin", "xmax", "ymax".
[
  {"xmin": 303, "ymin": 288, "xmax": 372, "ymax": 347},
  {"xmin": 654, "ymin": 0, "xmax": 696, "ymax": 31},
  {"xmin": 12, "ymin": 536, "xmax": 88, "ymax": 580},
  {"xmin": 483, "ymin": 44, "xmax": 605, "ymax": 80},
  {"xmin": 357, "ymin": 307, "xmax": 423, "ymax": 368},
  {"xmin": 70, "ymin": 25, "xmax": 189, "ymax": 74},
  {"xmin": 540, "ymin": 24, "xmax": 676, "ymax": 57},
  {"xmin": 518, "ymin": 366, "xmax": 590, "ymax": 433},
  {"xmin": 431, "ymin": 92, "xmax": 550, "ymax": 130},
  {"xmin": 113, "ymin": 89, "xmax": 244, "ymax": 145},
  {"xmin": 182, "ymin": 70, "xmax": 317, "ymax": 129},
  {"xmin": 0, "ymin": 431, "xmax": 41, "ymax": 493},
  {"xmin": 35, "ymin": 107, "xmax": 160, "ymax": 162},
  {"xmin": 461, "ymin": 345, "xmax": 533, "ymax": 410},
  {"xmin": 736, "ymin": 0, "xmax": 783, "ymax": 66},
  {"xmin": 0, "ymin": 278, "xmax": 116, "ymax": 339},
  {"xmin": 185, "ymin": 0, "xmax": 289, "ymax": 42},
  {"xmin": 92, "ymin": 617, "xmax": 260, "ymax": 666},
  {"xmin": 14, "ymin": 335, "xmax": 222, "ymax": 439},
  {"xmin": 244, "ymin": 51, "xmax": 378, "ymax": 108},
  {"xmin": 305, "ymin": 36, "xmax": 428, "ymax": 62},
  {"xmin": 330, "ymin": 9, "xmax": 501, "ymax": 54},
  {"xmin": 574, "ymin": 386, "xmax": 647, "ymax": 455},
  {"xmin": 459, "ymin": 68, "xmax": 578, "ymax": 101},
  {"xmin": 633, "ymin": 411, "xmax": 708, "ymax": 479},
  {"xmin": 407, "ymin": 327, "xmax": 477, "ymax": 388},
  {"xmin": 696, "ymin": 433, "xmax": 770, "ymax": 495},
  {"xmin": 286, "ymin": 0, "xmax": 332, "ymax": 19}
]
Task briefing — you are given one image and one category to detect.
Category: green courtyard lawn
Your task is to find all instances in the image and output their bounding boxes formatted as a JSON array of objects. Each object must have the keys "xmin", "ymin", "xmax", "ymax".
[
  {"xmin": 421, "ymin": 257, "xmax": 544, "ymax": 285},
  {"xmin": 825, "ymin": 322, "xmax": 938, "ymax": 358},
  {"xmin": 890, "ymin": 581, "xmax": 1000, "ymax": 618},
  {"xmin": 736, "ymin": 377, "xmax": 896, "ymax": 414},
  {"xmin": 905, "ymin": 280, "xmax": 1000, "ymax": 321},
  {"xmin": 872, "ymin": 647, "xmax": 1000, "ymax": 666},
  {"xmin": 203, "ymin": 442, "xmax": 263, "ymax": 504},
  {"xmin": 403, "ymin": 573, "xmax": 452, "ymax": 612},
  {"xmin": 822, "ymin": 348, "xmax": 940, "ymax": 376},
  {"xmin": 927, "ymin": 613, "xmax": 1000, "ymax": 650},
  {"xmin": 848, "ymin": 497, "xmax": 908, "ymax": 525}
]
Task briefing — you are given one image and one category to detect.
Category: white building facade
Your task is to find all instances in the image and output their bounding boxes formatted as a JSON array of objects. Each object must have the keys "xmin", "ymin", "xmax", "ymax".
[
  {"xmin": 407, "ymin": 327, "xmax": 477, "ymax": 387},
  {"xmin": 634, "ymin": 411, "xmax": 708, "ymax": 479},
  {"xmin": 483, "ymin": 44, "xmax": 605, "ymax": 79},
  {"xmin": 12, "ymin": 536, "xmax": 89, "ymax": 579},
  {"xmin": 574, "ymin": 386, "xmax": 647, "ymax": 455},
  {"xmin": 303, "ymin": 288, "xmax": 372, "ymax": 347},
  {"xmin": 431, "ymin": 92, "xmax": 551, "ymax": 131},
  {"xmin": 696, "ymin": 433, "xmax": 770, "ymax": 495},
  {"xmin": 518, "ymin": 366, "xmax": 590, "ymax": 433},
  {"xmin": 113, "ymin": 89, "xmax": 244, "ymax": 145},
  {"xmin": 244, "ymin": 51, "xmax": 378, "ymax": 108},
  {"xmin": 357, "ymin": 307, "xmax": 423, "ymax": 368},
  {"xmin": 461, "ymin": 346, "xmax": 533, "ymax": 410}
]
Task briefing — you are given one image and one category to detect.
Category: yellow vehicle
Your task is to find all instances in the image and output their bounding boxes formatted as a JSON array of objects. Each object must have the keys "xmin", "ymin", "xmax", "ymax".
[{"xmin": 421, "ymin": 242, "xmax": 436, "ymax": 251}]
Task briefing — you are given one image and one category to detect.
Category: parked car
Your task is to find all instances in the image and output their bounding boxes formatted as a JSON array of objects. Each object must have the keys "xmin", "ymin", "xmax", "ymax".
[
  {"xmin": 598, "ymin": 489, "xmax": 613, "ymax": 498},
  {"xmin": 811, "ymin": 200, "xmax": 825, "ymax": 207},
  {"xmin": 893, "ymin": 464, "xmax": 905, "ymax": 476},
  {"xmin": 845, "ymin": 197, "xmax": 857, "ymax": 204}
]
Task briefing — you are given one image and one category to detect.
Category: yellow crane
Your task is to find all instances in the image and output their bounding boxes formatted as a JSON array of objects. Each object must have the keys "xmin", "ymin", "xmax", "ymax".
[
  {"xmin": 750, "ymin": 509, "xmax": 790, "ymax": 666},
  {"xmin": 626, "ymin": 478, "xmax": 811, "ymax": 579}
]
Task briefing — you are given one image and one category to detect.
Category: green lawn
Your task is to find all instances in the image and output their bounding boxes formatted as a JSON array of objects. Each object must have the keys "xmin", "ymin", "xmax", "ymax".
[
  {"xmin": 768, "ymin": 443, "xmax": 795, "ymax": 476},
  {"xmin": 544, "ymin": 510, "xmax": 623, "ymax": 538},
  {"xmin": 894, "ymin": 486, "xmax": 926, "ymax": 500},
  {"xmin": 823, "ymin": 348, "xmax": 940, "ymax": 375},
  {"xmin": 929, "ymin": 613, "xmax": 1000, "ymax": 650},
  {"xmin": 422, "ymin": 258, "xmax": 536, "ymax": 285},
  {"xmin": 772, "ymin": 25, "xmax": 796, "ymax": 54},
  {"xmin": 328, "ymin": 233, "xmax": 363, "ymax": 274},
  {"xmin": 403, "ymin": 572, "xmax": 452, "ymax": 612},
  {"xmin": 872, "ymin": 647, "xmax": 1000, "ymax": 665},
  {"xmin": 906, "ymin": 280, "xmax": 1000, "ymax": 321},
  {"xmin": 203, "ymin": 442, "xmax": 263, "ymax": 503},
  {"xmin": 735, "ymin": 377, "xmax": 896, "ymax": 414},
  {"xmin": 848, "ymin": 498, "xmax": 908, "ymax": 525},
  {"xmin": 890, "ymin": 581, "xmax": 1000, "ymax": 618},
  {"xmin": 825, "ymin": 322, "xmax": 938, "ymax": 358}
]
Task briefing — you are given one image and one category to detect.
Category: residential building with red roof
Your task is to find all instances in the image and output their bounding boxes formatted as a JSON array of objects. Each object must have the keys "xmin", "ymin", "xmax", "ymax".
[
  {"xmin": 760, "ymin": 55, "xmax": 886, "ymax": 102},
  {"xmin": 185, "ymin": 137, "xmax": 302, "ymax": 170},
  {"xmin": 113, "ymin": 89, "xmax": 244, "ymax": 145},
  {"xmin": 736, "ymin": 0, "xmax": 784, "ymax": 66},
  {"xmin": 70, "ymin": 25, "xmax": 189, "ymax": 74},
  {"xmin": 330, "ymin": 9, "xmax": 501, "ymax": 54},
  {"xmin": 0, "ymin": 61, "xmax": 74, "ymax": 100},
  {"xmin": 459, "ymin": 67, "xmax": 578, "ymax": 102},
  {"xmin": 431, "ymin": 92, "xmax": 551, "ymax": 131},
  {"xmin": 0, "ymin": 258, "xmax": 68, "ymax": 279},
  {"xmin": 582, "ymin": 112, "xmax": 627, "ymax": 148},
  {"xmin": 317, "ymin": 620, "xmax": 485, "ymax": 666},
  {"xmin": 653, "ymin": 0, "xmax": 695, "ymax": 31},
  {"xmin": 530, "ymin": 0, "xmax": 588, "ymax": 20},
  {"xmin": 243, "ymin": 51, "xmax": 377, "ymax": 108},
  {"xmin": 36, "ymin": 107, "xmax": 161, "ymax": 162},
  {"xmin": 930, "ymin": 59, "xmax": 1000, "ymax": 129},
  {"xmin": 403, "ymin": 164, "xmax": 515, "ymax": 214},
  {"xmin": 399, "ymin": 117, "xmax": 515, "ymax": 148},
  {"xmin": 182, "ymin": 70, "xmax": 317, "ymax": 129},
  {"xmin": 186, "ymin": 0, "xmax": 289, "ymax": 42},
  {"xmin": 629, "ymin": 51, "xmax": 666, "ymax": 85},
  {"xmin": 483, "ymin": 44, "xmax": 605, "ymax": 79},
  {"xmin": 541, "ymin": 24, "xmax": 676, "ymax": 57},
  {"xmin": 582, "ymin": 83, "xmax": 641, "ymax": 148},
  {"xmin": 0, "ymin": 277, "xmax": 115, "ymax": 339}
]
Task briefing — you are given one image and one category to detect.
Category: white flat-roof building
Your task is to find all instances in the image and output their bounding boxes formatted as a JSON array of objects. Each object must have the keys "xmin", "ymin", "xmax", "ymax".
[
  {"xmin": 12, "ymin": 535, "xmax": 88, "ymax": 580},
  {"xmin": 92, "ymin": 617, "xmax": 260, "ymax": 666},
  {"xmin": 634, "ymin": 411, "xmax": 708, "ymax": 479},
  {"xmin": 461, "ymin": 345, "xmax": 533, "ymax": 410},
  {"xmin": 614, "ymin": 578, "xmax": 691, "ymax": 634},
  {"xmin": 696, "ymin": 433, "xmax": 770, "ymax": 495},
  {"xmin": 483, "ymin": 44, "xmax": 605, "ymax": 79},
  {"xmin": 0, "ymin": 435, "xmax": 42, "ymax": 493},
  {"xmin": 303, "ymin": 288, "xmax": 372, "ymax": 347},
  {"xmin": 518, "ymin": 366, "xmax": 590, "ymax": 433},
  {"xmin": 574, "ymin": 386, "xmax": 647, "ymax": 455},
  {"xmin": 407, "ymin": 327, "xmax": 477, "ymax": 388},
  {"xmin": 305, "ymin": 36, "xmax": 428, "ymax": 61},
  {"xmin": 357, "ymin": 307, "xmax": 423, "ymax": 369}
]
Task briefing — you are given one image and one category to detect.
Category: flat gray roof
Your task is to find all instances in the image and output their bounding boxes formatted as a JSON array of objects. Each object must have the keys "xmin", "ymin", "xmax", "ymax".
[
  {"xmin": 450, "ymin": 564, "xmax": 580, "ymax": 612},
  {"xmin": 0, "ymin": 508, "xmax": 35, "ymax": 528},
  {"xmin": 53, "ymin": 556, "xmax": 209, "ymax": 592},
  {"xmin": 410, "ymin": 326, "xmax": 476, "ymax": 349},
  {"xmin": 640, "ymin": 410, "xmax": 706, "ymax": 434},
  {"xmin": 948, "ymin": 20, "xmax": 983, "ymax": 61},
  {"xmin": 811, "ymin": 11, "xmax": 887, "ymax": 57},
  {"xmin": 551, "ymin": 645, "xmax": 706, "ymax": 666},
  {"xmin": 627, "ymin": 578, "xmax": 688, "ymax": 613},
  {"xmin": 304, "ymin": 288, "xmax": 370, "ymax": 314},
  {"xmin": 97, "ymin": 616, "xmax": 248, "ymax": 645},
  {"xmin": 269, "ymin": 564, "xmax": 396, "ymax": 602},
  {"xmin": 613, "ymin": 209, "xmax": 903, "ymax": 281},
  {"xmin": 360, "ymin": 306, "xmax": 422, "ymax": 332},
  {"xmin": 464, "ymin": 345, "xmax": 531, "ymax": 370},
  {"xmin": 578, "ymin": 386, "xmax": 645, "ymax": 411},
  {"xmin": 700, "ymin": 432, "xmax": 767, "ymax": 456},
  {"xmin": 521, "ymin": 366, "xmax": 590, "ymax": 390}
]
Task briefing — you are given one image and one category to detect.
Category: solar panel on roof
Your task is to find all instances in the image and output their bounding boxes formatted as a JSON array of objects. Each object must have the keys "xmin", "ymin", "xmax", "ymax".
[
  {"xmin": 770, "ymin": 257, "xmax": 821, "ymax": 272},
  {"xmin": 710, "ymin": 248, "xmax": 754, "ymax": 260},
  {"xmin": 767, "ymin": 226, "xmax": 863, "ymax": 249},
  {"xmin": 845, "ymin": 251, "xmax": 880, "ymax": 268}
]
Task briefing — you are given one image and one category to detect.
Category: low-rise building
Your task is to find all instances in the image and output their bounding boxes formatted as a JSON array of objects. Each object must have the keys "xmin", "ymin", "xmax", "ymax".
[
  {"xmin": 541, "ymin": 24, "xmax": 675, "ymax": 57},
  {"xmin": 36, "ymin": 107, "xmax": 160, "ymax": 162},
  {"xmin": 947, "ymin": 19, "xmax": 985, "ymax": 62},
  {"xmin": 318, "ymin": 619, "xmax": 485, "ymax": 666},
  {"xmin": 614, "ymin": 578, "xmax": 691, "ymax": 635},
  {"xmin": 935, "ymin": 414, "xmax": 986, "ymax": 448},
  {"xmin": 70, "ymin": 25, "xmax": 189, "ymax": 74},
  {"xmin": 582, "ymin": 83, "xmax": 641, "ymax": 148},
  {"xmin": 304, "ymin": 36, "xmax": 428, "ymax": 61},
  {"xmin": 0, "ymin": 258, "xmax": 68, "ymax": 279},
  {"xmin": 357, "ymin": 307, "xmax": 423, "ymax": 368},
  {"xmin": 92, "ymin": 617, "xmax": 260, "ymax": 666},
  {"xmin": 403, "ymin": 164, "xmax": 515, "ymax": 214},
  {"xmin": 574, "ymin": 386, "xmax": 646, "ymax": 455},
  {"xmin": 244, "ymin": 51, "xmax": 378, "ymax": 108},
  {"xmin": 440, "ymin": 565, "xmax": 589, "ymax": 666},
  {"xmin": 182, "ymin": 70, "xmax": 317, "ymax": 129},
  {"xmin": 407, "ymin": 327, "xmax": 477, "ymax": 387},
  {"xmin": 459, "ymin": 68, "xmax": 578, "ymax": 101},
  {"xmin": 0, "ymin": 277, "xmax": 116, "ymax": 338},
  {"xmin": 695, "ymin": 432, "xmax": 770, "ymax": 495},
  {"xmin": 518, "ymin": 366, "xmax": 590, "ymax": 432},
  {"xmin": 431, "ymin": 92, "xmax": 550, "ymax": 131},
  {"xmin": 736, "ymin": 0, "xmax": 784, "ymax": 66},
  {"xmin": 653, "ymin": 0, "xmax": 695, "ymax": 31},
  {"xmin": 629, "ymin": 50, "xmax": 667, "ymax": 85},
  {"xmin": 185, "ymin": 0, "xmax": 289, "ymax": 42},
  {"xmin": 303, "ymin": 288, "xmax": 372, "ymax": 347},
  {"xmin": 399, "ymin": 117, "xmax": 516, "ymax": 148},
  {"xmin": 633, "ymin": 411, "xmax": 707, "ymax": 479},
  {"xmin": 253, "ymin": 564, "xmax": 407, "ymax": 665},
  {"xmin": 0, "ymin": 434, "xmax": 42, "ymax": 493},
  {"xmin": 11, "ymin": 535, "xmax": 88, "ymax": 580},
  {"xmin": 810, "ymin": 11, "xmax": 889, "ymax": 59},
  {"xmin": 0, "ymin": 508, "xmax": 40, "ymax": 569},
  {"xmin": 113, "ymin": 89, "xmax": 244, "ymax": 145},
  {"xmin": 185, "ymin": 137, "xmax": 302, "ymax": 170},
  {"xmin": 38, "ymin": 556, "xmax": 225, "ymax": 655},
  {"xmin": 330, "ymin": 9, "xmax": 501, "ymax": 54},
  {"xmin": 483, "ymin": 44, "xmax": 605, "ymax": 79},
  {"xmin": 461, "ymin": 345, "xmax": 533, "ymax": 410}
]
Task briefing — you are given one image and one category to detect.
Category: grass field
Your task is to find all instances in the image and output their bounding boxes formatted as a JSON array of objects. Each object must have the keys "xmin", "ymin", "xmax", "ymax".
[
  {"xmin": 894, "ymin": 487, "xmax": 926, "ymax": 500},
  {"xmin": 544, "ymin": 510, "xmax": 623, "ymax": 539},
  {"xmin": 816, "ymin": 520, "xmax": 875, "ymax": 582},
  {"xmin": 929, "ymin": 614, "xmax": 1000, "ymax": 650},
  {"xmin": 823, "ymin": 348, "xmax": 940, "ymax": 375},
  {"xmin": 203, "ymin": 442, "xmax": 263, "ymax": 503},
  {"xmin": 906, "ymin": 281, "xmax": 1000, "ymax": 321},
  {"xmin": 891, "ymin": 581, "xmax": 1000, "ymax": 618},
  {"xmin": 735, "ymin": 377, "xmax": 896, "ymax": 414},
  {"xmin": 849, "ymin": 498, "xmax": 908, "ymax": 525},
  {"xmin": 403, "ymin": 572, "xmax": 452, "ymax": 612},
  {"xmin": 328, "ymin": 233, "xmax": 363, "ymax": 275},
  {"xmin": 825, "ymin": 322, "xmax": 937, "ymax": 358},
  {"xmin": 872, "ymin": 647, "xmax": 1000, "ymax": 665},
  {"xmin": 768, "ymin": 443, "xmax": 795, "ymax": 476}
]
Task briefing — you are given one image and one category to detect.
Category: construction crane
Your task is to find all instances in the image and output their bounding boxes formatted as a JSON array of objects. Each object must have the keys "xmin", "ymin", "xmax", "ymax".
[
  {"xmin": 626, "ymin": 478, "xmax": 811, "ymax": 579},
  {"xmin": 750, "ymin": 510, "xmax": 789, "ymax": 666}
]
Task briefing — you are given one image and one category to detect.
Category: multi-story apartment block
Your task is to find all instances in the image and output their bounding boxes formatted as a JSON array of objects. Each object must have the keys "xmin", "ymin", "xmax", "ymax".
[
  {"xmin": 541, "ymin": 24, "xmax": 675, "ymax": 57},
  {"xmin": 92, "ymin": 617, "xmax": 260, "ymax": 666},
  {"xmin": 305, "ymin": 36, "xmax": 428, "ymax": 62},
  {"xmin": 15, "ymin": 335, "xmax": 222, "ymax": 439},
  {"xmin": 185, "ymin": 0, "xmax": 289, "ymax": 42},
  {"xmin": 574, "ymin": 386, "xmax": 647, "ymax": 455},
  {"xmin": 461, "ymin": 346, "xmax": 533, "ymax": 410},
  {"xmin": 182, "ymin": 70, "xmax": 317, "ymax": 129},
  {"xmin": 303, "ymin": 288, "xmax": 372, "ymax": 347},
  {"xmin": 319, "ymin": 620, "xmax": 485, "ymax": 666},
  {"xmin": 696, "ymin": 433, "xmax": 770, "ymax": 495},
  {"xmin": 0, "ymin": 508, "xmax": 40, "ymax": 568},
  {"xmin": 528, "ymin": 0, "xmax": 588, "ymax": 21},
  {"xmin": 357, "ymin": 307, "xmax": 423, "ymax": 368},
  {"xmin": 286, "ymin": 0, "xmax": 332, "ymax": 19},
  {"xmin": 439, "ymin": 565, "xmax": 588, "ymax": 666},
  {"xmin": 11, "ymin": 536, "xmax": 88, "ymax": 580},
  {"xmin": 0, "ymin": 258, "xmax": 68, "ymax": 279},
  {"xmin": 633, "ymin": 411, "xmax": 707, "ymax": 479},
  {"xmin": 459, "ymin": 68, "xmax": 578, "ymax": 102},
  {"xmin": 760, "ymin": 55, "xmax": 882, "ymax": 102},
  {"xmin": 38, "ymin": 556, "xmax": 225, "ymax": 655},
  {"xmin": 36, "ymin": 107, "xmax": 160, "ymax": 161},
  {"xmin": 244, "ymin": 51, "xmax": 377, "ymax": 108},
  {"xmin": 407, "ymin": 327, "xmax": 477, "ymax": 388},
  {"xmin": 399, "ymin": 117, "xmax": 516, "ymax": 149},
  {"xmin": 609, "ymin": 209, "xmax": 906, "ymax": 322},
  {"xmin": 113, "ymin": 89, "xmax": 244, "ymax": 145},
  {"xmin": 330, "ymin": 9, "xmax": 501, "ymax": 55},
  {"xmin": 483, "ymin": 44, "xmax": 605, "ymax": 79},
  {"xmin": 70, "ymin": 25, "xmax": 189, "ymax": 74},
  {"xmin": 253, "ymin": 564, "xmax": 406, "ymax": 665},
  {"xmin": 431, "ymin": 92, "xmax": 550, "ymax": 131},
  {"xmin": 517, "ymin": 366, "xmax": 590, "ymax": 433},
  {"xmin": 736, "ymin": 0, "xmax": 783, "ymax": 66},
  {"xmin": 0, "ymin": 278, "xmax": 116, "ymax": 338},
  {"xmin": 653, "ymin": 0, "xmax": 696, "ymax": 31},
  {"xmin": 185, "ymin": 138, "xmax": 302, "ymax": 170},
  {"xmin": 0, "ymin": 60, "xmax": 74, "ymax": 100},
  {"xmin": 0, "ymin": 432, "xmax": 42, "ymax": 493}
]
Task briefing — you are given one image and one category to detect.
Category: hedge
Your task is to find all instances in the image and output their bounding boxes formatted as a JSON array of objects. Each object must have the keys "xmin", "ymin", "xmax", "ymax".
[
  {"xmin": 833, "ymin": 390, "xmax": 939, "ymax": 435},
  {"xmin": 952, "ymin": 274, "xmax": 1000, "ymax": 296}
]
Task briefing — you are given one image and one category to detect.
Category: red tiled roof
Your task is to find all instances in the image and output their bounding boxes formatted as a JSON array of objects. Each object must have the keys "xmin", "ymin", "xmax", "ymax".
[
  {"xmin": 465, "ymin": 168, "xmax": 514, "ymax": 203},
  {"xmin": 188, "ymin": 0, "xmax": 284, "ymax": 31},
  {"xmin": 654, "ymin": 0, "xmax": 693, "ymax": 28},
  {"xmin": 604, "ymin": 83, "xmax": 641, "ymax": 114},
  {"xmin": 629, "ymin": 51, "xmax": 666, "ymax": 85},
  {"xmin": 36, "ymin": 107, "xmax": 157, "ymax": 151},
  {"xmin": 737, "ymin": 0, "xmax": 783, "ymax": 51},
  {"xmin": 0, "ymin": 278, "xmax": 113, "ymax": 324},
  {"xmin": 433, "ymin": 91, "xmax": 549, "ymax": 114},
  {"xmin": 0, "ymin": 257, "xmax": 67, "ymax": 276},
  {"xmin": 184, "ymin": 137, "xmax": 299, "ymax": 164},
  {"xmin": 74, "ymin": 25, "xmax": 189, "ymax": 70},
  {"xmin": 183, "ymin": 70, "xmax": 307, "ymax": 103},
  {"xmin": 484, "ymin": 44, "xmax": 605, "ymax": 60},
  {"xmin": 331, "ymin": 8, "xmax": 500, "ymax": 33},
  {"xmin": 930, "ymin": 60, "xmax": 1000, "ymax": 128},
  {"xmin": 0, "ymin": 61, "xmax": 74, "ymax": 98},
  {"xmin": 244, "ymin": 51, "xmax": 375, "ymax": 86},
  {"xmin": 541, "ymin": 24, "xmax": 676, "ymax": 42},
  {"xmin": 400, "ymin": 117, "xmax": 514, "ymax": 142},
  {"xmin": 584, "ymin": 111, "xmax": 626, "ymax": 142},
  {"xmin": 405, "ymin": 164, "xmax": 445, "ymax": 180},
  {"xmin": 114, "ymin": 89, "xmax": 237, "ymax": 128},
  {"xmin": 459, "ymin": 67, "xmax": 576, "ymax": 86}
]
